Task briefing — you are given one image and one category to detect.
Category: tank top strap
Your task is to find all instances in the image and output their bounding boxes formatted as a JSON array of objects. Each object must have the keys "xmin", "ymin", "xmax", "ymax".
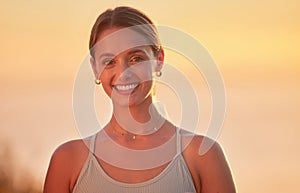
[
  {"xmin": 89, "ymin": 134, "xmax": 97, "ymax": 154},
  {"xmin": 176, "ymin": 127, "xmax": 181, "ymax": 154}
]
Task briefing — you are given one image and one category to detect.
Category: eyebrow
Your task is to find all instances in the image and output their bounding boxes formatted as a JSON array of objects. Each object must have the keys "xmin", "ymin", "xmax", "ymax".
[
  {"xmin": 98, "ymin": 48, "xmax": 148, "ymax": 60},
  {"xmin": 127, "ymin": 48, "xmax": 147, "ymax": 56},
  {"xmin": 98, "ymin": 53, "xmax": 115, "ymax": 60}
]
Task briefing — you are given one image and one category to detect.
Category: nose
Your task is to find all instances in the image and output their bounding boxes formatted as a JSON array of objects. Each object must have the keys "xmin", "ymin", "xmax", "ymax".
[{"xmin": 116, "ymin": 59, "xmax": 133, "ymax": 81}]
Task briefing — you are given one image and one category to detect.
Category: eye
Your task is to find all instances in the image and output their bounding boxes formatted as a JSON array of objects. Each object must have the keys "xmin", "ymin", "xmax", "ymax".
[
  {"xmin": 102, "ymin": 58, "xmax": 115, "ymax": 66},
  {"xmin": 129, "ymin": 56, "xmax": 145, "ymax": 64}
]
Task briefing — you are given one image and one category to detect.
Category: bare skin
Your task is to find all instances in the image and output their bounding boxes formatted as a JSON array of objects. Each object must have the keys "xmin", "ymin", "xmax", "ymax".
[
  {"xmin": 43, "ymin": 126, "xmax": 236, "ymax": 193},
  {"xmin": 43, "ymin": 27, "xmax": 236, "ymax": 193}
]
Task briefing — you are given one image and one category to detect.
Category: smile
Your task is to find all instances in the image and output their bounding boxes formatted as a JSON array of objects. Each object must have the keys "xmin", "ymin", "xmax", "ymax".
[{"xmin": 114, "ymin": 83, "xmax": 139, "ymax": 91}]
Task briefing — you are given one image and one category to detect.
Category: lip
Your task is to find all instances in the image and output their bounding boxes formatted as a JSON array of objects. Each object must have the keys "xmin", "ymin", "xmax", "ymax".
[{"xmin": 112, "ymin": 83, "xmax": 140, "ymax": 95}]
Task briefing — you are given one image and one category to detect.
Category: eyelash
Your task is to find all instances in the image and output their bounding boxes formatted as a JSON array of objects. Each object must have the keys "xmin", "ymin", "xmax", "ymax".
[
  {"xmin": 102, "ymin": 59, "xmax": 115, "ymax": 66},
  {"xmin": 101, "ymin": 55, "xmax": 146, "ymax": 67},
  {"xmin": 129, "ymin": 56, "xmax": 145, "ymax": 63}
]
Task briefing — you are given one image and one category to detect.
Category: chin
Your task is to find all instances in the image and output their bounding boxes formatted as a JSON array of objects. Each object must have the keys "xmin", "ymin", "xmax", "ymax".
[
  {"xmin": 112, "ymin": 93, "xmax": 153, "ymax": 108},
  {"xmin": 112, "ymin": 97, "xmax": 142, "ymax": 108}
]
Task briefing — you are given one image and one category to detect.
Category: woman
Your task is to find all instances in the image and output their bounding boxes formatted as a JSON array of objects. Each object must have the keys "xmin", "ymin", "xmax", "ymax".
[{"xmin": 44, "ymin": 6, "xmax": 236, "ymax": 193}]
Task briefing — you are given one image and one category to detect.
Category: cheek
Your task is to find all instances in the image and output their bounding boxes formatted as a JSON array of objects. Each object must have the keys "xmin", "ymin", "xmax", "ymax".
[
  {"xmin": 95, "ymin": 63, "xmax": 105, "ymax": 76},
  {"xmin": 100, "ymin": 73, "xmax": 113, "ymax": 95},
  {"xmin": 133, "ymin": 62, "xmax": 154, "ymax": 81}
]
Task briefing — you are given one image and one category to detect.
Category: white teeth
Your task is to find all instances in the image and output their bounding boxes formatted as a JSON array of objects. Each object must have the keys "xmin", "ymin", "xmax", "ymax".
[{"xmin": 115, "ymin": 83, "xmax": 138, "ymax": 91}]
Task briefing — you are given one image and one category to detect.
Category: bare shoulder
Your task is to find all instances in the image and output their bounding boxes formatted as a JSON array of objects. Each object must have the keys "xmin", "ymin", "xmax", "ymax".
[
  {"xmin": 180, "ymin": 130, "xmax": 236, "ymax": 193},
  {"xmin": 53, "ymin": 139, "xmax": 90, "ymax": 159},
  {"xmin": 43, "ymin": 138, "xmax": 91, "ymax": 193},
  {"xmin": 180, "ymin": 130, "xmax": 222, "ymax": 159}
]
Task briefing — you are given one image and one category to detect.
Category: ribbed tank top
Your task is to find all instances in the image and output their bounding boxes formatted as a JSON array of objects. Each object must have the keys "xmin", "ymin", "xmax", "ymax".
[{"xmin": 72, "ymin": 128, "xmax": 196, "ymax": 193}]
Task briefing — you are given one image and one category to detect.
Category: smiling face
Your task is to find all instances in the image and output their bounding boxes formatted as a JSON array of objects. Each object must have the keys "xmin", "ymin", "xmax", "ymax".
[{"xmin": 91, "ymin": 27, "xmax": 164, "ymax": 107}]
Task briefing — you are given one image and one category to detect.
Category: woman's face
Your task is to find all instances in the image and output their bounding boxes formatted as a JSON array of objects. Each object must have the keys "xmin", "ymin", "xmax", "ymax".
[{"xmin": 91, "ymin": 27, "xmax": 163, "ymax": 107}]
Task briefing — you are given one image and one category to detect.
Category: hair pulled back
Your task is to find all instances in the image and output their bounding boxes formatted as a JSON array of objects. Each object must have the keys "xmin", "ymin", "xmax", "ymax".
[{"xmin": 89, "ymin": 6, "xmax": 161, "ymax": 58}]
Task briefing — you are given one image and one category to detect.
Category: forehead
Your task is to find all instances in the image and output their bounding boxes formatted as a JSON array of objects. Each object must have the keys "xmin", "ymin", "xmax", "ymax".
[{"xmin": 93, "ymin": 27, "xmax": 153, "ymax": 57}]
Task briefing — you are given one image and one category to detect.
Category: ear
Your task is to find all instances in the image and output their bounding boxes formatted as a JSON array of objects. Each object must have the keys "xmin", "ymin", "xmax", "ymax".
[
  {"xmin": 155, "ymin": 49, "xmax": 164, "ymax": 72},
  {"xmin": 90, "ymin": 56, "xmax": 99, "ymax": 78}
]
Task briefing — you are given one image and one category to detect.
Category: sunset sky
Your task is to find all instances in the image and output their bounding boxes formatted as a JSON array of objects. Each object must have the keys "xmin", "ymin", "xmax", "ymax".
[{"xmin": 1, "ymin": 0, "xmax": 299, "ymax": 192}]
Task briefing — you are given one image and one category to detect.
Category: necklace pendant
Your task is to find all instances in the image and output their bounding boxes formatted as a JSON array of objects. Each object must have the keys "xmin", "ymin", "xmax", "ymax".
[{"xmin": 132, "ymin": 135, "xmax": 136, "ymax": 140}]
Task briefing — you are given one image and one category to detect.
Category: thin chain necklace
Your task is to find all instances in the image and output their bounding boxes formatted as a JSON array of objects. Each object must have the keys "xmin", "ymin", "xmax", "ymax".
[{"xmin": 111, "ymin": 114, "xmax": 164, "ymax": 140}]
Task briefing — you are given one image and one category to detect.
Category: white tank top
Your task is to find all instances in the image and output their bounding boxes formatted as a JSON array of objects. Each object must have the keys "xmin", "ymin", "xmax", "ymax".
[{"xmin": 72, "ymin": 128, "xmax": 196, "ymax": 193}]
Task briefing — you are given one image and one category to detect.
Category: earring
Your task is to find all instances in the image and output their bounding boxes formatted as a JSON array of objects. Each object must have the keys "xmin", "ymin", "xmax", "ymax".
[
  {"xmin": 95, "ymin": 79, "xmax": 101, "ymax": 85},
  {"xmin": 155, "ymin": 71, "xmax": 162, "ymax": 77}
]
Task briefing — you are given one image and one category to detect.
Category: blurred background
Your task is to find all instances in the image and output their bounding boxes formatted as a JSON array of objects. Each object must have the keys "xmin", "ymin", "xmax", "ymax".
[{"xmin": 0, "ymin": 0, "xmax": 299, "ymax": 192}]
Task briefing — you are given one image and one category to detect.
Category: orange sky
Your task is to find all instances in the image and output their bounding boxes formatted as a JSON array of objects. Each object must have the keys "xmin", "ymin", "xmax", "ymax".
[{"xmin": 1, "ymin": 0, "xmax": 299, "ymax": 192}]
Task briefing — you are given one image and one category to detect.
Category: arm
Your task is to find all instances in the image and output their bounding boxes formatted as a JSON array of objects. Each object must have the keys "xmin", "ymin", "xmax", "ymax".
[
  {"xmin": 43, "ymin": 145, "xmax": 73, "ymax": 193},
  {"xmin": 196, "ymin": 138, "xmax": 236, "ymax": 193},
  {"xmin": 43, "ymin": 140, "xmax": 89, "ymax": 193}
]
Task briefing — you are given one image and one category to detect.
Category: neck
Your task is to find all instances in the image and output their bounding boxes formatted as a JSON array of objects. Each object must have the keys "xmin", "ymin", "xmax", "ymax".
[{"xmin": 110, "ymin": 100, "xmax": 164, "ymax": 136}]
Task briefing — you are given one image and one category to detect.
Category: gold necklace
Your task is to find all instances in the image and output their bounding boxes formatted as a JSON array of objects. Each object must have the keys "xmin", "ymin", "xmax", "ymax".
[{"xmin": 111, "ymin": 114, "xmax": 164, "ymax": 140}]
